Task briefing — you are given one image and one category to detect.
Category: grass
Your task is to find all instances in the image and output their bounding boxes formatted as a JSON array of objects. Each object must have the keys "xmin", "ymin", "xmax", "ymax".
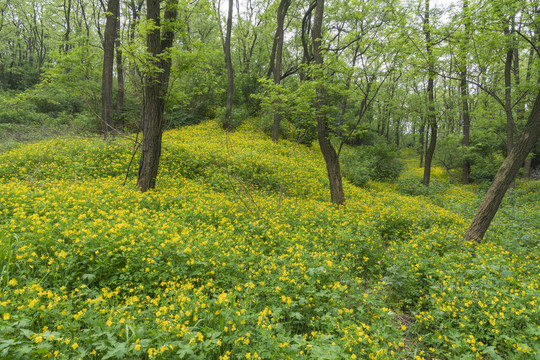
[{"xmin": 0, "ymin": 120, "xmax": 538, "ymax": 359}]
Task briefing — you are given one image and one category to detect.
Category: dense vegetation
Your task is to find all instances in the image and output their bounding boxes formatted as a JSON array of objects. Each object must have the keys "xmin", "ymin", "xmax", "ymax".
[
  {"xmin": 1, "ymin": 0, "xmax": 540, "ymax": 358},
  {"xmin": 1, "ymin": 121, "xmax": 539, "ymax": 359},
  {"xmin": 1, "ymin": 0, "xmax": 539, "ymax": 183}
]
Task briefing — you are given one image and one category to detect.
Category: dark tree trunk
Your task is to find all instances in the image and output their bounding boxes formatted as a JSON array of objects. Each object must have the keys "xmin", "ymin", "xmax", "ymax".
[
  {"xmin": 271, "ymin": 0, "xmax": 291, "ymax": 142},
  {"xmin": 101, "ymin": 0, "xmax": 119, "ymax": 136},
  {"xmin": 64, "ymin": 0, "xmax": 72, "ymax": 52},
  {"xmin": 503, "ymin": 26, "xmax": 517, "ymax": 188},
  {"xmin": 423, "ymin": 0, "xmax": 437, "ymax": 187},
  {"xmin": 395, "ymin": 119, "xmax": 400, "ymax": 147},
  {"xmin": 300, "ymin": 1, "xmax": 316, "ymax": 81},
  {"xmin": 312, "ymin": 0, "xmax": 345, "ymax": 205},
  {"xmin": 223, "ymin": 0, "xmax": 234, "ymax": 130},
  {"xmin": 419, "ymin": 120, "xmax": 425, "ymax": 167},
  {"xmin": 504, "ymin": 43, "xmax": 515, "ymax": 156},
  {"xmin": 464, "ymin": 89, "xmax": 540, "ymax": 241},
  {"xmin": 137, "ymin": 0, "xmax": 177, "ymax": 192},
  {"xmin": 423, "ymin": 108, "xmax": 437, "ymax": 186},
  {"xmin": 128, "ymin": 0, "xmax": 145, "ymax": 94},
  {"xmin": 460, "ymin": 0, "xmax": 471, "ymax": 184},
  {"xmin": 461, "ymin": 71, "xmax": 471, "ymax": 184},
  {"xmin": 115, "ymin": 17, "xmax": 125, "ymax": 131}
]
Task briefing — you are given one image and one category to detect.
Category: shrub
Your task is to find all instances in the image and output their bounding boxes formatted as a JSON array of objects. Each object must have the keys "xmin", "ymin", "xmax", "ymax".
[
  {"xmin": 215, "ymin": 106, "xmax": 249, "ymax": 130},
  {"xmin": 341, "ymin": 142, "xmax": 404, "ymax": 186}
]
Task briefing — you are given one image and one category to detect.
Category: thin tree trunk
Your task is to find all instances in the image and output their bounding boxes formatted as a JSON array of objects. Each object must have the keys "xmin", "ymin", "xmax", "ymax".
[
  {"xmin": 115, "ymin": 17, "xmax": 125, "ymax": 131},
  {"xmin": 101, "ymin": 0, "xmax": 119, "ymax": 137},
  {"xmin": 504, "ymin": 42, "xmax": 515, "ymax": 156},
  {"xmin": 460, "ymin": 0, "xmax": 471, "ymax": 184},
  {"xmin": 419, "ymin": 120, "xmax": 425, "ymax": 167},
  {"xmin": 137, "ymin": 0, "xmax": 177, "ymax": 192},
  {"xmin": 271, "ymin": 0, "xmax": 291, "ymax": 142},
  {"xmin": 223, "ymin": 0, "xmax": 234, "ymax": 130},
  {"xmin": 503, "ymin": 26, "xmax": 517, "ymax": 188},
  {"xmin": 64, "ymin": 0, "xmax": 72, "ymax": 52},
  {"xmin": 423, "ymin": 0, "xmax": 437, "ymax": 187},
  {"xmin": 312, "ymin": 0, "xmax": 345, "ymax": 205},
  {"xmin": 464, "ymin": 89, "xmax": 540, "ymax": 241}
]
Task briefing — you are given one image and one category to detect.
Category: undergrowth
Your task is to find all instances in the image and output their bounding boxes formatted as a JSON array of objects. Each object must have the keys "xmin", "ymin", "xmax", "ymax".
[{"xmin": 0, "ymin": 121, "xmax": 538, "ymax": 359}]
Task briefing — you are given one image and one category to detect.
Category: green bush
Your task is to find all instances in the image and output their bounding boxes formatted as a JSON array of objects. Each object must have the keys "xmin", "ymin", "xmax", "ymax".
[
  {"xmin": 163, "ymin": 109, "xmax": 204, "ymax": 129},
  {"xmin": 341, "ymin": 142, "xmax": 404, "ymax": 186},
  {"xmin": 216, "ymin": 106, "xmax": 249, "ymax": 130}
]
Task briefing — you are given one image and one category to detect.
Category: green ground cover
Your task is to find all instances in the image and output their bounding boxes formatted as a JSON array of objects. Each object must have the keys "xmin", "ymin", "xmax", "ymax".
[{"xmin": 0, "ymin": 121, "xmax": 538, "ymax": 359}]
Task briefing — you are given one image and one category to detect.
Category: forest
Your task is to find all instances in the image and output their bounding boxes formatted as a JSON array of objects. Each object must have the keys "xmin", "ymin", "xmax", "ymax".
[{"xmin": 0, "ymin": 0, "xmax": 539, "ymax": 358}]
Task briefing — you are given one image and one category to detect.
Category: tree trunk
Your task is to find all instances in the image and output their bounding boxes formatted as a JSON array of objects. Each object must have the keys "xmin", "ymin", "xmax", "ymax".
[
  {"xmin": 464, "ymin": 89, "xmax": 540, "ymax": 241},
  {"xmin": 503, "ymin": 27, "xmax": 517, "ymax": 188},
  {"xmin": 312, "ymin": 0, "xmax": 345, "ymax": 205},
  {"xmin": 419, "ymin": 120, "xmax": 425, "ymax": 167},
  {"xmin": 137, "ymin": 0, "xmax": 177, "ymax": 192},
  {"xmin": 423, "ymin": 0, "xmax": 437, "ymax": 187},
  {"xmin": 64, "ymin": 0, "xmax": 72, "ymax": 52},
  {"xmin": 460, "ymin": 0, "xmax": 471, "ymax": 184},
  {"xmin": 223, "ymin": 0, "xmax": 234, "ymax": 130},
  {"xmin": 271, "ymin": 0, "xmax": 291, "ymax": 142},
  {"xmin": 115, "ymin": 15, "xmax": 125, "ymax": 131},
  {"xmin": 504, "ymin": 43, "xmax": 515, "ymax": 156},
  {"xmin": 101, "ymin": 0, "xmax": 119, "ymax": 137}
]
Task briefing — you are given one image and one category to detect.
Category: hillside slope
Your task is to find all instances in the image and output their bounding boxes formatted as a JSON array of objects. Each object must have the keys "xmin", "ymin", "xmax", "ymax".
[{"xmin": 0, "ymin": 121, "xmax": 538, "ymax": 359}]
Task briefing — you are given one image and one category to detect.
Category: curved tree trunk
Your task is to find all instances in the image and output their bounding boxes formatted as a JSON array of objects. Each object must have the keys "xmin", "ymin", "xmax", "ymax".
[
  {"xmin": 464, "ymin": 89, "xmax": 540, "ymax": 241},
  {"xmin": 312, "ymin": 0, "xmax": 345, "ymax": 205}
]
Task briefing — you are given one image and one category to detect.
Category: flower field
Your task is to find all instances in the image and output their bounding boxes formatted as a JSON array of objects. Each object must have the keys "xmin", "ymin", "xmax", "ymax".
[{"xmin": 0, "ymin": 121, "xmax": 539, "ymax": 359}]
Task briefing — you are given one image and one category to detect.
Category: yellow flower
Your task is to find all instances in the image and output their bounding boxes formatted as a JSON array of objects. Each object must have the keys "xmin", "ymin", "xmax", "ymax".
[
  {"xmin": 8, "ymin": 278, "xmax": 17, "ymax": 286},
  {"xmin": 135, "ymin": 344, "xmax": 141, "ymax": 351},
  {"xmin": 3, "ymin": 313, "xmax": 9, "ymax": 320},
  {"xmin": 72, "ymin": 343, "xmax": 79, "ymax": 350}
]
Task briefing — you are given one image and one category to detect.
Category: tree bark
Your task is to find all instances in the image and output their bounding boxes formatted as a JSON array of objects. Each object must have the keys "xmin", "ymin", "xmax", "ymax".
[
  {"xmin": 115, "ymin": 14, "xmax": 125, "ymax": 131},
  {"xmin": 460, "ymin": 0, "xmax": 471, "ymax": 184},
  {"xmin": 223, "ymin": 0, "xmax": 234, "ymax": 130},
  {"xmin": 137, "ymin": 0, "xmax": 177, "ymax": 192},
  {"xmin": 423, "ymin": 0, "xmax": 437, "ymax": 187},
  {"xmin": 101, "ymin": 0, "xmax": 119, "ymax": 137},
  {"xmin": 419, "ymin": 120, "xmax": 425, "ymax": 167},
  {"xmin": 464, "ymin": 89, "xmax": 540, "ymax": 241},
  {"xmin": 504, "ymin": 40, "xmax": 515, "ymax": 156},
  {"xmin": 312, "ymin": 0, "xmax": 345, "ymax": 205},
  {"xmin": 64, "ymin": 0, "xmax": 72, "ymax": 52},
  {"xmin": 271, "ymin": 0, "xmax": 291, "ymax": 142}
]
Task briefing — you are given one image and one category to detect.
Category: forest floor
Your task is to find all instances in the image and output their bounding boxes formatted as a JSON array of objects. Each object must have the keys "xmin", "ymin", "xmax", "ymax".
[{"xmin": 0, "ymin": 121, "xmax": 539, "ymax": 359}]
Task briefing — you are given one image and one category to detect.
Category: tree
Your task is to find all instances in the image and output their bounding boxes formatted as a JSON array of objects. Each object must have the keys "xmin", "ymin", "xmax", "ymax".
[
  {"xmin": 115, "ymin": 13, "xmax": 125, "ymax": 130},
  {"xmin": 137, "ymin": 0, "xmax": 178, "ymax": 192},
  {"xmin": 464, "ymin": 87, "xmax": 540, "ymax": 241},
  {"xmin": 459, "ymin": 0, "xmax": 471, "ymax": 184},
  {"xmin": 312, "ymin": 0, "xmax": 345, "ymax": 205},
  {"xmin": 422, "ymin": 0, "xmax": 437, "ymax": 187},
  {"xmin": 270, "ymin": 0, "xmax": 291, "ymax": 142},
  {"xmin": 223, "ymin": 0, "xmax": 234, "ymax": 130},
  {"xmin": 101, "ymin": 0, "xmax": 119, "ymax": 136}
]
